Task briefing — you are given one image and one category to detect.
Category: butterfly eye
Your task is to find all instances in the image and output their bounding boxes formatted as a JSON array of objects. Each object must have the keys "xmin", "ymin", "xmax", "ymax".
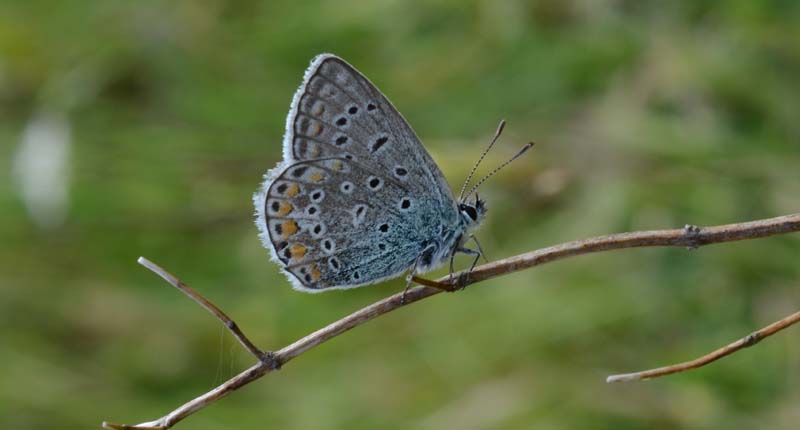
[{"xmin": 460, "ymin": 204, "xmax": 478, "ymax": 221}]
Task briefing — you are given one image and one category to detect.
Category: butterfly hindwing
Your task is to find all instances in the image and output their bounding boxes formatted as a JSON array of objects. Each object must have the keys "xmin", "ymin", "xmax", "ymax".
[{"xmin": 264, "ymin": 157, "xmax": 448, "ymax": 291}]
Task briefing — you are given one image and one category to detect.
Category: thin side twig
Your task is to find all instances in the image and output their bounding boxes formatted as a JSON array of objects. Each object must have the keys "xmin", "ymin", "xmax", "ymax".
[
  {"xmin": 607, "ymin": 309, "xmax": 800, "ymax": 382},
  {"xmin": 136, "ymin": 257, "xmax": 266, "ymax": 361},
  {"xmin": 102, "ymin": 213, "xmax": 800, "ymax": 430}
]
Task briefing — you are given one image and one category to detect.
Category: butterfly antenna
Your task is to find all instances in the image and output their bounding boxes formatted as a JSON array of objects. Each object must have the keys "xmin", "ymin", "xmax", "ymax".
[
  {"xmin": 458, "ymin": 120, "xmax": 506, "ymax": 202},
  {"xmin": 463, "ymin": 142, "xmax": 535, "ymax": 200}
]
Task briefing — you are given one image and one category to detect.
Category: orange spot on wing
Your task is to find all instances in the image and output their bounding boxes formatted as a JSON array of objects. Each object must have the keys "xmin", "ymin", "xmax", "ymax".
[
  {"xmin": 290, "ymin": 243, "xmax": 307, "ymax": 260},
  {"xmin": 310, "ymin": 122, "xmax": 323, "ymax": 136},
  {"xmin": 280, "ymin": 220, "xmax": 299, "ymax": 239},
  {"xmin": 309, "ymin": 171, "xmax": 325, "ymax": 182},
  {"xmin": 277, "ymin": 201, "xmax": 293, "ymax": 216},
  {"xmin": 331, "ymin": 160, "xmax": 344, "ymax": 171},
  {"xmin": 310, "ymin": 264, "xmax": 322, "ymax": 281},
  {"xmin": 285, "ymin": 184, "xmax": 300, "ymax": 197}
]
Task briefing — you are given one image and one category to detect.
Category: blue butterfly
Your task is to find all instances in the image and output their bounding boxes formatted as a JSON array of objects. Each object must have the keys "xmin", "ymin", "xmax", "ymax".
[{"xmin": 255, "ymin": 54, "xmax": 530, "ymax": 293}]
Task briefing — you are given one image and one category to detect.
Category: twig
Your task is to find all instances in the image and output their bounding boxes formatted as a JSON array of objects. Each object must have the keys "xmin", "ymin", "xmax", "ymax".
[
  {"xmin": 137, "ymin": 257, "xmax": 267, "ymax": 362},
  {"xmin": 102, "ymin": 213, "xmax": 800, "ymax": 430},
  {"xmin": 607, "ymin": 309, "xmax": 800, "ymax": 382}
]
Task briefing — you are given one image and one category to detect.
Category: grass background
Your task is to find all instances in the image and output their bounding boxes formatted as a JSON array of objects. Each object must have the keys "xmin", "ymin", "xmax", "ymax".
[{"xmin": 1, "ymin": 1, "xmax": 799, "ymax": 428}]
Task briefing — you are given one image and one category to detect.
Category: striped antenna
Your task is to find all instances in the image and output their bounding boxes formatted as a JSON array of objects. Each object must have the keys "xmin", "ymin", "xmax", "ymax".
[
  {"xmin": 458, "ymin": 120, "xmax": 506, "ymax": 202},
  {"xmin": 462, "ymin": 142, "xmax": 535, "ymax": 200}
]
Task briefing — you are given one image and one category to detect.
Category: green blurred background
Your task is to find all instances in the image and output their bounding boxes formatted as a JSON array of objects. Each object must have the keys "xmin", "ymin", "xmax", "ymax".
[{"xmin": 2, "ymin": 1, "xmax": 799, "ymax": 429}]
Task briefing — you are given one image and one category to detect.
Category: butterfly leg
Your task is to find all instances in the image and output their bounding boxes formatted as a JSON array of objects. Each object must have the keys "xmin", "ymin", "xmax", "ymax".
[
  {"xmin": 410, "ymin": 275, "xmax": 457, "ymax": 292},
  {"xmin": 453, "ymin": 247, "xmax": 482, "ymax": 290},
  {"xmin": 448, "ymin": 252, "xmax": 456, "ymax": 285},
  {"xmin": 447, "ymin": 236, "xmax": 478, "ymax": 286},
  {"xmin": 470, "ymin": 234, "xmax": 489, "ymax": 263},
  {"xmin": 401, "ymin": 258, "xmax": 421, "ymax": 305},
  {"xmin": 402, "ymin": 246, "xmax": 458, "ymax": 304}
]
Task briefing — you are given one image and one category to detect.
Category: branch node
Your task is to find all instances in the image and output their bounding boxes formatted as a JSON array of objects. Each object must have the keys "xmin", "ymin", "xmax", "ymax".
[
  {"xmin": 683, "ymin": 224, "xmax": 702, "ymax": 250},
  {"xmin": 743, "ymin": 332, "xmax": 762, "ymax": 347},
  {"xmin": 453, "ymin": 271, "xmax": 472, "ymax": 291},
  {"xmin": 261, "ymin": 351, "xmax": 282, "ymax": 371}
]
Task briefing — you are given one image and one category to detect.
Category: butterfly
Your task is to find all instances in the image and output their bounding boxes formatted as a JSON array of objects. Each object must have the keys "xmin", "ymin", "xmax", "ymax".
[{"xmin": 254, "ymin": 54, "xmax": 530, "ymax": 293}]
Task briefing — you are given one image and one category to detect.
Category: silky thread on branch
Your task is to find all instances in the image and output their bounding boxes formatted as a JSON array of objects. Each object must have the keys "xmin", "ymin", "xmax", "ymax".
[{"xmin": 102, "ymin": 213, "xmax": 800, "ymax": 430}]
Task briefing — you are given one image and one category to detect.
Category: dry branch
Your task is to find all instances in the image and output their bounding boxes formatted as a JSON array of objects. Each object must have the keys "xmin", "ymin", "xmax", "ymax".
[
  {"xmin": 607, "ymin": 309, "xmax": 800, "ymax": 382},
  {"xmin": 103, "ymin": 213, "xmax": 800, "ymax": 430}
]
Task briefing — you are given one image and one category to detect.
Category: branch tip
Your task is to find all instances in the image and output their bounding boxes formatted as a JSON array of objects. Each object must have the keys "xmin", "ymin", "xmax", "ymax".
[
  {"xmin": 102, "ymin": 422, "xmax": 159, "ymax": 430},
  {"xmin": 606, "ymin": 373, "xmax": 640, "ymax": 383}
]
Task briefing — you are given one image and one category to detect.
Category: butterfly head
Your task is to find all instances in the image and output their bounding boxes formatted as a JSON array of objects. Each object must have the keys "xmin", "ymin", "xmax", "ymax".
[{"xmin": 458, "ymin": 194, "xmax": 487, "ymax": 232}]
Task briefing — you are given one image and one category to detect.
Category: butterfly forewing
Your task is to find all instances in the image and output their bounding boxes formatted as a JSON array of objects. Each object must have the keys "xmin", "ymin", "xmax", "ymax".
[{"xmin": 290, "ymin": 56, "xmax": 453, "ymax": 198}]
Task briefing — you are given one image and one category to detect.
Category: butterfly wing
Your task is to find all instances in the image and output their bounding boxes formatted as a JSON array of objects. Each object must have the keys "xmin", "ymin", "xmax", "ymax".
[{"xmin": 255, "ymin": 54, "xmax": 460, "ymax": 292}]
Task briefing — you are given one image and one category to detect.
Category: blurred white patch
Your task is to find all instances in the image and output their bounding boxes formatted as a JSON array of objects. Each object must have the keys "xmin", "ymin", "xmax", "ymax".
[{"xmin": 13, "ymin": 111, "xmax": 71, "ymax": 228}]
